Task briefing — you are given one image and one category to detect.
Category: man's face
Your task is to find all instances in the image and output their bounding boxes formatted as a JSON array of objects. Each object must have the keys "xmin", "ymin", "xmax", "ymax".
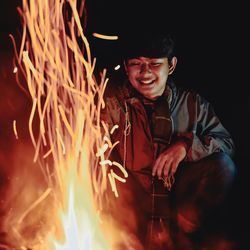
[{"xmin": 125, "ymin": 57, "xmax": 173, "ymax": 100}]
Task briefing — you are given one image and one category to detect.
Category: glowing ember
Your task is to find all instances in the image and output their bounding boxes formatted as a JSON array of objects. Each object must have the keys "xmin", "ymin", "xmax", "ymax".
[
  {"xmin": 13, "ymin": 119, "xmax": 19, "ymax": 139},
  {"xmin": 114, "ymin": 65, "xmax": 120, "ymax": 71},
  {"xmin": 13, "ymin": 66, "xmax": 18, "ymax": 73},
  {"xmin": 5, "ymin": 0, "xmax": 128, "ymax": 249},
  {"xmin": 92, "ymin": 33, "xmax": 119, "ymax": 40}
]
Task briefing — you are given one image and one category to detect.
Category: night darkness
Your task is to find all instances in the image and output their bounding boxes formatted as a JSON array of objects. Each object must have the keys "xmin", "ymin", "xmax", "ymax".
[{"xmin": 0, "ymin": 0, "xmax": 249, "ymax": 249}]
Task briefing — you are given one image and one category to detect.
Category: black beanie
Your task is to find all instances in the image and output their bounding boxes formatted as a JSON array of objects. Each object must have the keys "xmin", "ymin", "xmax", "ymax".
[{"xmin": 119, "ymin": 31, "xmax": 175, "ymax": 60}]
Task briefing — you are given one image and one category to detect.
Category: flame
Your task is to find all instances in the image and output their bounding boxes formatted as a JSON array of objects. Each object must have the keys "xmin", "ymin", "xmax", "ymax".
[
  {"xmin": 5, "ymin": 0, "xmax": 129, "ymax": 249},
  {"xmin": 51, "ymin": 175, "xmax": 110, "ymax": 250}
]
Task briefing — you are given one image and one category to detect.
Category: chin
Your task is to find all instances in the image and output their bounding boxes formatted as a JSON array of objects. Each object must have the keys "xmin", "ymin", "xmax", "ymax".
[{"xmin": 143, "ymin": 94, "xmax": 157, "ymax": 100}]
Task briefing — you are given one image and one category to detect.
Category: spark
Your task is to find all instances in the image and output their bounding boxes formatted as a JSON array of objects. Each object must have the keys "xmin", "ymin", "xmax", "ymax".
[
  {"xmin": 96, "ymin": 143, "xmax": 109, "ymax": 157},
  {"xmin": 17, "ymin": 188, "xmax": 52, "ymax": 224},
  {"xmin": 13, "ymin": 66, "xmax": 18, "ymax": 73},
  {"xmin": 8, "ymin": 0, "xmax": 129, "ymax": 249},
  {"xmin": 92, "ymin": 32, "xmax": 119, "ymax": 40},
  {"xmin": 13, "ymin": 120, "xmax": 18, "ymax": 139},
  {"xmin": 99, "ymin": 160, "xmax": 112, "ymax": 166},
  {"xmin": 112, "ymin": 161, "xmax": 128, "ymax": 178},
  {"xmin": 103, "ymin": 136, "xmax": 112, "ymax": 147},
  {"xmin": 43, "ymin": 147, "xmax": 53, "ymax": 159},
  {"xmin": 110, "ymin": 124, "xmax": 119, "ymax": 135},
  {"xmin": 114, "ymin": 65, "xmax": 120, "ymax": 70}
]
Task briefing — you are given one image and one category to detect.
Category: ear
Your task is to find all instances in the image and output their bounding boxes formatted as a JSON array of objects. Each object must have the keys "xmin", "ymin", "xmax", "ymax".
[{"xmin": 168, "ymin": 56, "xmax": 177, "ymax": 75}]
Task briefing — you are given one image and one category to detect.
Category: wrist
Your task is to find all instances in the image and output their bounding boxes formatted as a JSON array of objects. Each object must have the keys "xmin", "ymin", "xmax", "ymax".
[{"xmin": 175, "ymin": 140, "xmax": 188, "ymax": 156}]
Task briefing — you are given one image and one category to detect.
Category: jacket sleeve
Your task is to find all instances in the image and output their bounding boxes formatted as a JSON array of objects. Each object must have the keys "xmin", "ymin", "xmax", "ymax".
[{"xmin": 179, "ymin": 93, "xmax": 235, "ymax": 162}]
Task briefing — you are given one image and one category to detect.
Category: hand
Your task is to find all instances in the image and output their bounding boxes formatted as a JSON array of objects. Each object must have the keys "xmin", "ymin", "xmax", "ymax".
[{"xmin": 152, "ymin": 141, "xmax": 187, "ymax": 179}]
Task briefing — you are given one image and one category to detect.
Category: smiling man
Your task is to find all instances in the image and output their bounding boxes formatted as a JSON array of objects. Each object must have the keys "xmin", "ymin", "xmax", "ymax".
[
  {"xmin": 124, "ymin": 55, "xmax": 176, "ymax": 100},
  {"xmin": 101, "ymin": 32, "xmax": 236, "ymax": 250}
]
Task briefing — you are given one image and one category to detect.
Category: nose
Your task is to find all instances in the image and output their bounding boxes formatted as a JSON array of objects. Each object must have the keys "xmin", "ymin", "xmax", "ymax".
[{"xmin": 140, "ymin": 63, "xmax": 152, "ymax": 74}]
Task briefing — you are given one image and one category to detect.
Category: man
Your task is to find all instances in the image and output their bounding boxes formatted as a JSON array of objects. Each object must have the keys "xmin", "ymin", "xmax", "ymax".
[{"xmin": 101, "ymin": 32, "xmax": 236, "ymax": 250}]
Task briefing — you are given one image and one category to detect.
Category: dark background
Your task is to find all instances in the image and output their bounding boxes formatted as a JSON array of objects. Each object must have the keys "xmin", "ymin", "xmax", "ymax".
[{"xmin": 0, "ymin": 0, "xmax": 249, "ymax": 249}]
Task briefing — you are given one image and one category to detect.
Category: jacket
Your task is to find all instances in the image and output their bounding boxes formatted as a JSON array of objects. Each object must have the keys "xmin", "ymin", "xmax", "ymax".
[{"xmin": 102, "ymin": 79, "xmax": 235, "ymax": 173}]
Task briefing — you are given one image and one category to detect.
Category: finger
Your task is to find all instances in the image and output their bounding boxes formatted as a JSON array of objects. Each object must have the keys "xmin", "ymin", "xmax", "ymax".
[
  {"xmin": 163, "ymin": 164, "xmax": 176, "ymax": 190},
  {"xmin": 152, "ymin": 156, "xmax": 164, "ymax": 176},
  {"xmin": 156, "ymin": 158, "xmax": 167, "ymax": 178},
  {"xmin": 164, "ymin": 175, "xmax": 175, "ymax": 191},
  {"xmin": 169, "ymin": 160, "xmax": 180, "ymax": 176},
  {"xmin": 163, "ymin": 161, "xmax": 172, "ymax": 177}
]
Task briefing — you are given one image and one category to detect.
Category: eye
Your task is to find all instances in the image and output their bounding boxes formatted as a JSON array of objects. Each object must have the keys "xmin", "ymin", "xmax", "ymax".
[
  {"xmin": 151, "ymin": 62, "xmax": 161, "ymax": 67},
  {"xmin": 130, "ymin": 62, "xmax": 140, "ymax": 66},
  {"xmin": 127, "ymin": 61, "xmax": 141, "ymax": 67}
]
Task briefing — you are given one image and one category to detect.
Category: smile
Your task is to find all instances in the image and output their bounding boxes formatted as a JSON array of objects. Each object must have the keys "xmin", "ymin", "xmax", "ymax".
[{"xmin": 139, "ymin": 79, "xmax": 155, "ymax": 85}]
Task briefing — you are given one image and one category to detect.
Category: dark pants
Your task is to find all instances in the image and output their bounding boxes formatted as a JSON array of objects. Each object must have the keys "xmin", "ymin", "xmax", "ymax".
[
  {"xmin": 172, "ymin": 152, "xmax": 236, "ymax": 231},
  {"xmin": 105, "ymin": 152, "xmax": 237, "ymax": 249}
]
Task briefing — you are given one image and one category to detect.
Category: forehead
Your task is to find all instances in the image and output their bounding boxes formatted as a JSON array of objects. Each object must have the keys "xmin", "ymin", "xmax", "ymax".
[{"xmin": 127, "ymin": 57, "xmax": 167, "ymax": 62}]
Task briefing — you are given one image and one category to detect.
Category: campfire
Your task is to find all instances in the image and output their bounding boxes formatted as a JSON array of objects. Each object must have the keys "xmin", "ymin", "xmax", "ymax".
[{"xmin": 1, "ymin": 0, "xmax": 129, "ymax": 249}]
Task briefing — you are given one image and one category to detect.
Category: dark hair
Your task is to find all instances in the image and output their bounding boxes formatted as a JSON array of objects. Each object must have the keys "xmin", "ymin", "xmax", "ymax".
[{"xmin": 119, "ymin": 31, "xmax": 175, "ymax": 60}]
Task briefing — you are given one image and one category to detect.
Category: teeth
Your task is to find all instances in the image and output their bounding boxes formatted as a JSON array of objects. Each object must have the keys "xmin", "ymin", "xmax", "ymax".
[{"xmin": 140, "ymin": 80, "xmax": 154, "ymax": 84}]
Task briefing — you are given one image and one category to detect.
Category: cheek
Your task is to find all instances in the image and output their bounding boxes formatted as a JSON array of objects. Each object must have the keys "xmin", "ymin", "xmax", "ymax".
[
  {"xmin": 158, "ymin": 69, "xmax": 169, "ymax": 82},
  {"xmin": 128, "ymin": 71, "xmax": 138, "ymax": 83},
  {"xmin": 129, "ymin": 78, "xmax": 139, "ymax": 90}
]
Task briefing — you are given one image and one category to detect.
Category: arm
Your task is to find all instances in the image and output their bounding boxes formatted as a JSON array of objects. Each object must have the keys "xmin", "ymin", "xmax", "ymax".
[
  {"xmin": 152, "ymin": 92, "xmax": 235, "ymax": 179},
  {"xmin": 181, "ymin": 94, "xmax": 235, "ymax": 161}
]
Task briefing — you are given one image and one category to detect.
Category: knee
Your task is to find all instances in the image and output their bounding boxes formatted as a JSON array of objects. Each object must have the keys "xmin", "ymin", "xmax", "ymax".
[
  {"xmin": 209, "ymin": 152, "xmax": 237, "ymax": 182},
  {"xmin": 176, "ymin": 208, "xmax": 200, "ymax": 234}
]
